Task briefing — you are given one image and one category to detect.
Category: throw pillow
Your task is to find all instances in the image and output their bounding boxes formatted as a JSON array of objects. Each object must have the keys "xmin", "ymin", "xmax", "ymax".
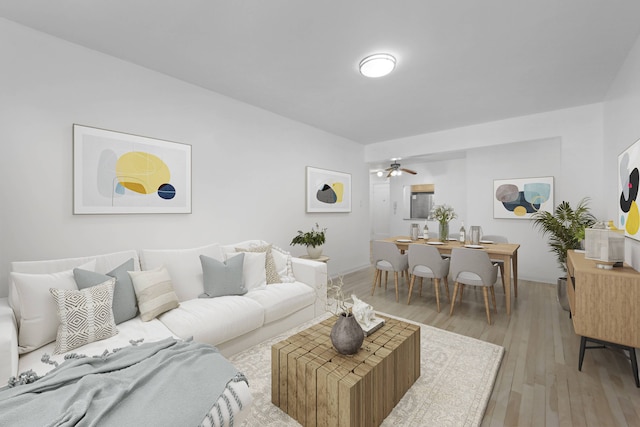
[
  {"xmin": 128, "ymin": 266, "xmax": 180, "ymax": 322},
  {"xmin": 140, "ymin": 243, "xmax": 224, "ymax": 302},
  {"xmin": 11, "ymin": 260, "xmax": 96, "ymax": 354},
  {"xmin": 49, "ymin": 279, "xmax": 118, "ymax": 354},
  {"xmin": 199, "ymin": 254, "xmax": 247, "ymax": 298},
  {"xmin": 225, "ymin": 251, "xmax": 267, "ymax": 291},
  {"xmin": 73, "ymin": 258, "xmax": 138, "ymax": 324},
  {"xmin": 271, "ymin": 245, "xmax": 296, "ymax": 283},
  {"xmin": 235, "ymin": 244, "xmax": 280, "ymax": 284}
]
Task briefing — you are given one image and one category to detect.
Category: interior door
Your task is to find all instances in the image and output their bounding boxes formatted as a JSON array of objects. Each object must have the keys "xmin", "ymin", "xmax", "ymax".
[{"xmin": 371, "ymin": 182, "xmax": 390, "ymax": 240}]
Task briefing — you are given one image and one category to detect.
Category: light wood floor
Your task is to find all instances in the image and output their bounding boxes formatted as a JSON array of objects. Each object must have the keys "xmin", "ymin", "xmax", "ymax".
[{"xmin": 339, "ymin": 267, "xmax": 640, "ymax": 427}]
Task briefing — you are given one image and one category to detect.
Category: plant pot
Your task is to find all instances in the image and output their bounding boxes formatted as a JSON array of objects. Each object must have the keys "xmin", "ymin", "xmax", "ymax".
[
  {"xmin": 330, "ymin": 312, "xmax": 364, "ymax": 355},
  {"xmin": 557, "ymin": 277, "xmax": 570, "ymax": 312},
  {"xmin": 306, "ymin": 245, "xmax": 323, "ymax": 259}
]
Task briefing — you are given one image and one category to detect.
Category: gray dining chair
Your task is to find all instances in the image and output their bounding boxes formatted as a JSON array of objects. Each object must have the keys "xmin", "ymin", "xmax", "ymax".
[
  {"xmin": 449, "ymin": 247, "xmax": 499, "ymax": 324},
  {"xmin": 371, "ymin": 240, "xmax": 409, "ymax": 302},
  {"xmin": 481, "ymin": 234, "xmax": 508, "ymax": 293},
  {"xmin": 407, "ymin": 244, "xmax": 450, "ymax": 311}
]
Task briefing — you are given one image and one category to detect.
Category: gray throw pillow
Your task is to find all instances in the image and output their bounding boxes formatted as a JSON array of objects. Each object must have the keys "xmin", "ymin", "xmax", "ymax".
[
  {"xmin": 74, "ymin": 258, "xmax": 138, "ymax": 324},
  {"xmin": 199, "ymin": 253, "xmax": 247, "ymax": 298}
]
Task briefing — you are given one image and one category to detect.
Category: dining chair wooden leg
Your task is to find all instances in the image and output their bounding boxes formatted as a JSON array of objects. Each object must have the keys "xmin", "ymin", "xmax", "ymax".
[
  {"xmin": 433, "ymin": 278, "xmax": 441, "ymax": 312},
  {"xmin": 443, "ymin": 276, "xmax": 450, "ymax": 301},
  {"xmin": 482, "ymin": 287, "xmax": 492, "ymax": 324},
  {"xmin": 407, "ymin": 274, "xmax": 416, "ymax": 305},
  {"xmin": 384, "ymin": 271, "xmax": 389, "ymax": 289},
  {"xmin": 394, "ymin": 271, "xmax": 400, "ymax": 302},
  {"xmin": 450, "ymin": 282, "xmax": 460, "ymax": 316},
  {"xmin": 371, "ymin": 269, "xmax": 381, "ymax": 296},
  {"xmin": 490, "ymin": 285, "xmax": 497, "ymax": 313}
]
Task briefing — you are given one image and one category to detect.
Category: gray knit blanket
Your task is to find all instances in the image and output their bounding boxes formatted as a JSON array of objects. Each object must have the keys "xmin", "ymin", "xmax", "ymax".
[{"xmin": 0, "ymin": 338, "xmax": 247, "ymax": 427}]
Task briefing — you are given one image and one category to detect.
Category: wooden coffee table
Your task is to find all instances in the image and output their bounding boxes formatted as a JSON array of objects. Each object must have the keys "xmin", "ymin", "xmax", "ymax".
[{"xmin": 271, "ymin": 314, "xmax": 420, "ymax": 426}]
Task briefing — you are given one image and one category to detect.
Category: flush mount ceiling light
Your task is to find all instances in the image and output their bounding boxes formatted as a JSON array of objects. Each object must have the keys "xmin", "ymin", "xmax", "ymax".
[{"xmin": 359, "ymin": 53, "xmax": 396, "ymax": 78}]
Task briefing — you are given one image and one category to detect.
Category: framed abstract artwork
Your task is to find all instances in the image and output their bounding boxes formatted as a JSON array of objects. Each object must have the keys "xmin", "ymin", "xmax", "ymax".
[
  {"xmin": 493, "ymin": 176, "xmax": 554, "ymax": 219},
  {"xmin": 306, "ymin": 166, "xmax": 351, "ymax": 213},
  {"xmin": 73, "ymin": 124, "xmax": 192, "ymax": 214},
  {"xmin": 618, "ymin": 137, "xmax": 640, "ymax": 241}
]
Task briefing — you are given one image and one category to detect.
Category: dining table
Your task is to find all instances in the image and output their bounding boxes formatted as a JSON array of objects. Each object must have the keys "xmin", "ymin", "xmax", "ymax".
[{"xmin": 382, "ymin": 236, "xmax": 520, "ymax": 315}]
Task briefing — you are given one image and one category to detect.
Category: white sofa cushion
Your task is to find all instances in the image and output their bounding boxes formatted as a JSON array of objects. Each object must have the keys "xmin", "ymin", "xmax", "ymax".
[
  {"xmin": 158, "ymin": 297, "xmax": 264, "ymax": 346},
  {"xmin": 141, "ymin": 243, "xmax": 224, "ymax": 302},
  {"xmin": 11, "ymin": 260, "xmax": 96, "ymax": 354},
  {"xmin": 245, "ymin": 282, "xmax": 315, "ymax": 324},
  {"xmin": 225, "ymin": 251, "xmax": 267, "ymax": 291},
  {"xmin": 17, "ymin": 317, "xmax": 176, "ymax": 377},
  {"xmin": 9, "ymin": 250, "xmax": 140, "ymax": 325}
]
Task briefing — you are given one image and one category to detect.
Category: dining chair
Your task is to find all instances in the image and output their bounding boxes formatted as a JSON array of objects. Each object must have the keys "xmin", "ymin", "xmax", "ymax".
[
  {"xmin": 407, "ymin": 244, "xmax": 450, "ymax": 311},
  {"xmin": 371, "ymin": 240, "xmax": 409, "ymax": 302},
  {"xmin": 449, "ymin": 247, "xmax": 499, "ymax": 324},
  {"xmin": 481, "ymin": 234, "xmax": 508, "ymax": 293}
]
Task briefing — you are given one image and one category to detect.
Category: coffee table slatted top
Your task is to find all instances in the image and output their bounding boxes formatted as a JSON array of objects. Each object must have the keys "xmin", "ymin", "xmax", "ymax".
[{"xmin": 272, "ymin": 314, "xmax": 420, "ymax": 427}]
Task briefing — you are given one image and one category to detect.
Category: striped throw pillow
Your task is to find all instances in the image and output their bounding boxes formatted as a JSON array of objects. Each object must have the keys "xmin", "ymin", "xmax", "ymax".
[{"xmin": 129, "ymin": 266, "xmax": 180, "ymax": 321}]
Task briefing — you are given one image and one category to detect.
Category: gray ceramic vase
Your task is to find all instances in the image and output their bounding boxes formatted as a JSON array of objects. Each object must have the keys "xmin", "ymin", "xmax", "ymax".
[{"xmin": 330, "ymin": 312, "xmax": 364, "ymax": 355}]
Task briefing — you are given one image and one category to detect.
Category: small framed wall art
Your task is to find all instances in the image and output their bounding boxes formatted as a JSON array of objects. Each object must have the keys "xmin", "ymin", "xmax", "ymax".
[
  {"xmin": 306, "ymin": 166, "xmax": 352, "ymax": 213},
  {"xmin": 73, "ymin": 124, "xmax": 192, "ymax": 214},
  {"xmin": 619, "ymin": 137, "xmax": 640, "ymax": 241},
  {"xmin": 493, "ymin": 176, "xmax": 554, "ymax": 219}
]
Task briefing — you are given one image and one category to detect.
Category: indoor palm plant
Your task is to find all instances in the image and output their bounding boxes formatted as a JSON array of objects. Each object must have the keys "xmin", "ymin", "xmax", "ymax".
[
  {"xmin": 429, "ymin": 204, "xmax": 457, "ymax": 241},
  {"xmin": 531, "ymin": 197, "xmax": 596, "ymax": 310},
  {"xmin": 290, "ymin": 223, "xmax": 326, "ymax": 258}
]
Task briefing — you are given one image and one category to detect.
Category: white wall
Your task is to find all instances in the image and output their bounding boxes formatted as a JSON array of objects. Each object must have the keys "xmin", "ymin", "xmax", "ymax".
[
  {"xmin": 366, "ymin": 104, "xmax": 606, "ymax": 284},
  {"xmin": 0, "ymin": 18, "xmax": 371, "ymax": 297},
  {"xmin": 604, "ymin": 31, "xmax": 640, "ymax": 270}
]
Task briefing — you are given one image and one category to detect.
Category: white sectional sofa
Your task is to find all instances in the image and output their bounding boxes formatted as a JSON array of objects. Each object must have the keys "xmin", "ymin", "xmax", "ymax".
[{"xmin": 0, "ymin": 240, "xmax": 328, "ymax": 383}]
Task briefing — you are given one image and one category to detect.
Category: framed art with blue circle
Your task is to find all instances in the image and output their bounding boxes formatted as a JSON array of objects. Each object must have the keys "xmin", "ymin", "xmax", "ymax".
[{"xmin": 73, "ymin": 124, "xmax": 192, "ymax": 214}]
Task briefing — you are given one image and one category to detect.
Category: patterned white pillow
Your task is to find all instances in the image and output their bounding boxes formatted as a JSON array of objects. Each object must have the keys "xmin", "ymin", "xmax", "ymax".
[
  {"xmin": 271, "ymin": 245, "xmax": 296, "ymax": 283},
  {"xmin": 235, "ymin": 244, "xmax": 280, "ymax": 284},
  {"xmin": 49, "ymin": 279, "xmax": 118, "ymax": 354}
]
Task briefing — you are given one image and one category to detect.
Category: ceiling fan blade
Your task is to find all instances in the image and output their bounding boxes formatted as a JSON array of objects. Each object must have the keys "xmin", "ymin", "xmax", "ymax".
[
  {"xmin": 401, "ymin": 168, "xmax": 417, "ymax": 175},
  {"xmin": 386, "ymin": 170, "xmax": 393, "ymax": 178},
  {"xmin": 384, "ymin": 167, "xmax": 393, "ymax": 171}
]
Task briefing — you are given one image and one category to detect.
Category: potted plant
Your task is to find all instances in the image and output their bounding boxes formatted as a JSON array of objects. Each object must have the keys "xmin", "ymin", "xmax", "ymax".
[
  {"xmin": 290, "ymin": 223, "xmax": 326, "ymax": 259},
  {"xmin": 429, "ymin": 204, "xmax": 457, "ymax": 241},
  {"xmin": 531, "ymin": 197, "xmax": 596, "ymax": 310}
]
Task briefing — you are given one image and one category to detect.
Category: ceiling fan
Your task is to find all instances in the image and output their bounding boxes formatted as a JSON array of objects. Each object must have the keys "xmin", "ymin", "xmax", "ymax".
[{"xmin": 385, "ymin": 160, "xmax": 417, "ymax": 178}]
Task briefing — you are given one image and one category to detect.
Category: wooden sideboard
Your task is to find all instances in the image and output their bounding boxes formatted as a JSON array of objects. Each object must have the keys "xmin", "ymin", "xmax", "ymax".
[
  {"xmin": 566, "ymin": 250, "xmax": 640, "ymax": 348},
  {"xmin": 566, "ymin": 250, "xmax": 640, "ymax": 386}
]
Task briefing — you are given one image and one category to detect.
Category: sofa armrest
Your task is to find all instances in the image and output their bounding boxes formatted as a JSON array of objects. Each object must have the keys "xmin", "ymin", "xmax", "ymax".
[
  {"xmin": 291, "ymin": 257, "xmax": 328, "ymax": 316},
  {"xmin": 0, "ymin": 298, "xmax": 19, "ymax": 382}
]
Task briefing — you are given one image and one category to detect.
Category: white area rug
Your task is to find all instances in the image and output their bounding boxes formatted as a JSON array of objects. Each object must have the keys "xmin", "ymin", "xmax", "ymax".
[{"xmin": 229, "ymin": 312, "xmax": 504, "ymax": 426}]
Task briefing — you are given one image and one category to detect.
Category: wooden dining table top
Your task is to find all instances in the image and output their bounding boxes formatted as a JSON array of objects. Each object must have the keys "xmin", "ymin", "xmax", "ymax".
[{"xmin": 382, "ymin": 236, "xmax": 520, "ymax": 255}]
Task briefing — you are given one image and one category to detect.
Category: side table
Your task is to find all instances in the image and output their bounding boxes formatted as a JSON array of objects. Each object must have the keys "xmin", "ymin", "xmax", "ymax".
[{"xmin": 299, "ymin": 254, "xmax": 330, "ymax": 263}]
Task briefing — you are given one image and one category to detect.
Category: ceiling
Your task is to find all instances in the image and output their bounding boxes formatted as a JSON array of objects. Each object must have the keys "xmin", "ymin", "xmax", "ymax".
[{"xmin": 2, "ymin": 1, "xmax": 640, "ymax": 144}]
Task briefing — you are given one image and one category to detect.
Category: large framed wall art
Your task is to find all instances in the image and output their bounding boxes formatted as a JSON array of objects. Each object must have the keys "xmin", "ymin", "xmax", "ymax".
[
  {"xmin": 73, "ymin": 124, "xmax": 192, "ymax": 214},
  {"xmin": 306, "ymin": 166, "xmax": 351, "ymax": 213},
  {"xmin": 619, "ymin": 137, "xmax": 640, "ymax": 241},
  {"xmin": 493, "ymin": 176, "xmax": 554, "ymax": 219}
]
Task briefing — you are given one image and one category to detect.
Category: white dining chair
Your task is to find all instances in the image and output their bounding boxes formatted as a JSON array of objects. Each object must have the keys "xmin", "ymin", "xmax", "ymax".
[
  {"xmin": 480, "ymin": 234, "xmax": 508, "ymax": 293},
  {"xmin": 449, "ymin": 247, "xmax": 499, "ymax": 324},
  {"xmin": 407, "ymin": 244, "xmax": 450, "ymax": 311},
  {"xmin": 371, "ymin": 240, "xmax": 409, "ymax": 302}
]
